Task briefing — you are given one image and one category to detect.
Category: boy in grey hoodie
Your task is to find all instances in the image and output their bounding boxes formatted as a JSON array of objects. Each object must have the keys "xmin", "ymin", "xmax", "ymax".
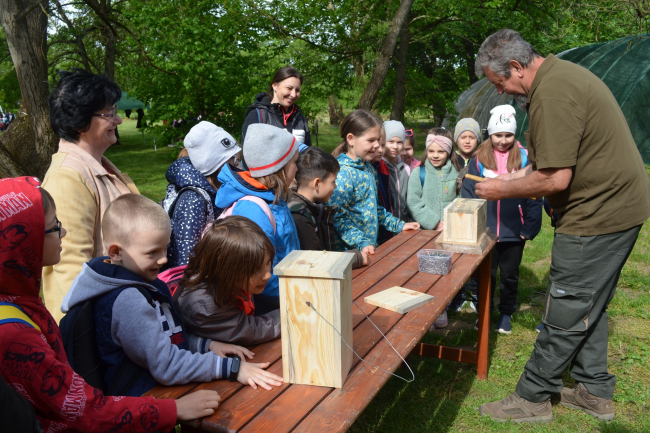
[
  {"xmin": 61, "ymin": 194, "xmax": 283, "ymax": 396},
  {"xmin": 380, "ymin": 120, "xmax": 411, "ymax": 222}
]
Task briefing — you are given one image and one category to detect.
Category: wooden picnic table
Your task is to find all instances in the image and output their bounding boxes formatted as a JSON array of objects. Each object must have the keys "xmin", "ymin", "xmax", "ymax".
[{"xmin": 146, "ymin": 230, "xmax": 496, "ymax": 432}]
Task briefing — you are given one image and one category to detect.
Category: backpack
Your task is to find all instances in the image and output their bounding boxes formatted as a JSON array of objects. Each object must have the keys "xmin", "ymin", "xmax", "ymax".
[
  {"xmin": 217, "ymin": 195, "xmax": 276, "ymax": 235},
  {"xmin": 59, "ymin": 287, "xmax": 156, "ymax": 396},
  {"xmin": 161, "ymin": 185, "xmax": 215, "ymax": 224}
]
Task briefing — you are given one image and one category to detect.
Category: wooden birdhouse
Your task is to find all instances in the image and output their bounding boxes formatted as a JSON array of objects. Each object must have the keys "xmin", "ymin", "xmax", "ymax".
[
  {"xmin": 443, "ymin": 198, "xmax": 487, "ymax": 244},
  {"xmin": 274, "ymin": 250, "xmax": 355, "ymax": 388}
]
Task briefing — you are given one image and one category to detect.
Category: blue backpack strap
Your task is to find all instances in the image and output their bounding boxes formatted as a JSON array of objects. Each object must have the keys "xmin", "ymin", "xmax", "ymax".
[
  {"xmin": 520, "ymin": 147, "xmax": 529, "ymax": 168},
  {"xmin": 0, "ymin": 302, "xmax": 41, "ymax": 331},
  {"xmin": 419, "ymin": 166, "xmax": 426, "ymax": 187},
  {"xmin": 476, "ymin": 159, "xmax": 485, "ymax": 177},
  {"xmin": 256, "ymin": 108, "xmax": 265, "ymax": 124}
]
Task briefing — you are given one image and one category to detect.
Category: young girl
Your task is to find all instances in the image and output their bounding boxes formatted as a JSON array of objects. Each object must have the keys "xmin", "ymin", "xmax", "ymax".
[
  {"xmin": 215, "ymin": 123, "xmax": 300, "ymax": 315},
  {"xmin": 407, "ymin": 127, "xmax": 463, "ymax": 231},
  {"xmin": 328, "ymin": 110, "xmax": 420, "ymax": 256},
  {"xmin": 454, "ymin": 118, "xmax": 482, "ymax": 164},
  {"xmin": 0, "ymin": 177, "xmax": 220, "ymax": 432},
  {"xmin": 401, "ymin": 129, "xmax": 420, "ymax": 176},
  {"xmin": 462, "ymin": 104, "xmax": 542, "ymax": 334},
  {"xmin": 176, "ymin": 216, "xmax": 281, "ymax": 345}
]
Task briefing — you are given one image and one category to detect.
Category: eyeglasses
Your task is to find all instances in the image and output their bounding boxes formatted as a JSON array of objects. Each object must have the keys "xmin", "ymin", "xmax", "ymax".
[
  {"xmin": 405, "ymin": 129, "xmax": 414, "ymax": 137},
  {"xmin": 45, "ymin": 217, "xmax": 63, "ymax": 238},
  {"xmin": 93, "ymin": 106, "xmax": 119, "ymax": 119}
]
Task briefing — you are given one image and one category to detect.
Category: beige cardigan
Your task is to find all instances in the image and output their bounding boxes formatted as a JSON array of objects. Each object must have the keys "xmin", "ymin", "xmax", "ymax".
[{"xmin": 42, "ymin": 140, "xmax": 139, "ymax": 323}]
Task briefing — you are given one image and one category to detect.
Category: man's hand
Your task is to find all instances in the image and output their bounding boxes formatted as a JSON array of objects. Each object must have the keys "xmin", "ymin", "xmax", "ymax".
[
  {"xmin": 475, "ymin": 178, "xmax": 505, "ymax": 201},
  {"xmin": 209, "ymin": 341, "xmax": 254, "ymax": 360},
  {"xmin": 176, "ymin": 390, "xmax": 221, "ymax": 420}
]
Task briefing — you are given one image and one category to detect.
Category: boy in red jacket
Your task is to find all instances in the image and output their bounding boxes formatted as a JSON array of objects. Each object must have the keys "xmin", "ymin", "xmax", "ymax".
[{"xmin": 0, "ymin": 177, "xmax": 219, "ymax": 432}]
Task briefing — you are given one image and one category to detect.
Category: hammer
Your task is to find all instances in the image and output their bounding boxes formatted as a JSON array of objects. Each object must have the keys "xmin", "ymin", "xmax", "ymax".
[{"xmin": 464, "ymin": 174, "xmax": 537, "ymax": 200}]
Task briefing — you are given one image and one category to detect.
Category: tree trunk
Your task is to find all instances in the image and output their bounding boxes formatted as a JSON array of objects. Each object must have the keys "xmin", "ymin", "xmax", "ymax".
[
  {"xmin": 464, "ymin": 39, "xmax": 478, "ymax": 85},
  {"xmin": 0, "ymin": 0, "xmax": 58, "ymax": 179},
  {"xmin": 357, "ymin": 0, "xmax": 414, "ymax": 110},
  {"xmin": 390, "ymin": 19, "xmax": 411, "ymax": 121}
]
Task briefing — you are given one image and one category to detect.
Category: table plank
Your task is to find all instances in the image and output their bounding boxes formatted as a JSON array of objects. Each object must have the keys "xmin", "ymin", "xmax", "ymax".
[
  {"xmin": 293, "ymin": 254, "xmax": 481, "ymax": 432},
  {"xmin": 351, "ymin": 229, "xmax": 421, "ymax": 278}
]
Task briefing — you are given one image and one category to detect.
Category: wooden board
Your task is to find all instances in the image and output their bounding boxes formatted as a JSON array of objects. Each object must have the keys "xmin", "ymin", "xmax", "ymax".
[
  {"xmin": 364, "ymin": 286, "xmax": 434, "ymax": 314},
  {"xmin": 275, "ymin": 250, "xmax": 355, "ymax": 279},
  {"xmin": 435, "ymin": 227, "xmax": 497, "ymax": 255},
  {"xmin": 443, "ymin": 198, "xmax": 487, "ymax": 244}
]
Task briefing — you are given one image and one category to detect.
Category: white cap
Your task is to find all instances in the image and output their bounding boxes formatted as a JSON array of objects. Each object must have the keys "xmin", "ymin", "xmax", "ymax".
[
  {"xmin": 487, "ymin": 105, "xmax": 517, "ymax": 135},
  {"xmin": 184, "ymin": 121, "xmax": 241, "ymax": 175}
]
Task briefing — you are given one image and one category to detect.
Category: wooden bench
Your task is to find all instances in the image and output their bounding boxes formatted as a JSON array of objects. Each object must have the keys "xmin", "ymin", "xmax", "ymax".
[{"xmin": 146, "ymin": 230, "xmax": 496, "ymax": 432}]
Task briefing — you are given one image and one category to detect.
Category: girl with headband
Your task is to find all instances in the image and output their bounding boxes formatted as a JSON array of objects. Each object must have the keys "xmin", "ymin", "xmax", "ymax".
[{"xmin": 406, "ymin": 127, "xmax": 463, "ymax": 329}]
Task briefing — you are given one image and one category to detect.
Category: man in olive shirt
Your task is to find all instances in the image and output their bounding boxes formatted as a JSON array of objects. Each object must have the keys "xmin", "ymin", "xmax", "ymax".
[{"xmin": 474, "ymin": 29, "xmax": 650, "ymax": 423}]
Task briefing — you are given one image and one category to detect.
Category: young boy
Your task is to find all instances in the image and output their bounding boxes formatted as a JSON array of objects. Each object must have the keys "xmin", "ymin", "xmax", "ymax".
[
  {"xmin": 61, "ymin": 194, "xmax": 282, "ymax": 396},
  {"xmin": 378, "ymin": 120, "xmax": 410, "ymax": 222},
  {"xmin": 0, "ymin": 177, "xmax": 220, "ymax": 432},
  {"xmin": 288, "ymin": 147, "xmax": 368, "ymax": 268}
]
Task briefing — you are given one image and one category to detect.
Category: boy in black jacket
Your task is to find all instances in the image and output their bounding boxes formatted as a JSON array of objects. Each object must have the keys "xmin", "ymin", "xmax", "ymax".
[{"xmin": 288, "ymin": 147, "xmax": 368, "ymax": 269}]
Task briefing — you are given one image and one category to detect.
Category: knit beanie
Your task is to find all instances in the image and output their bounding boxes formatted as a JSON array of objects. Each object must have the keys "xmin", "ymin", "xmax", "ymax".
[
  {"xmin": 383, "ymin": 120, "xmax": 406, "ymax": 143},
  {"xmin": 454, "ymin": 118, "xmax": 483, "ymax": 144},
  {"xmin": 487, "ymin": 105, "xmax": 517, "ymax": 135},
  {"xmin": 244, "ymin": 124, "xmax": 297, "ymax": 178},
  {"xmin": 184, "ymin": 121, "xmax": 241, "ymax": 176}
]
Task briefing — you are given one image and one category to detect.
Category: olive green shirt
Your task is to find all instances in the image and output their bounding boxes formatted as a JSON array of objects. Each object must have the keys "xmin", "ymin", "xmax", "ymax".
[{"xmin": 525, "ymin": 54, "xmax": 650, "ymax": 235}]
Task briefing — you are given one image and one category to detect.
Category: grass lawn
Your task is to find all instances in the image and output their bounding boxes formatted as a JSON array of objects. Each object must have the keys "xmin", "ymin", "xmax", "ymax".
[{"xmin": 113, "ymin": 118, "xmax": 650, "ymax": 432}]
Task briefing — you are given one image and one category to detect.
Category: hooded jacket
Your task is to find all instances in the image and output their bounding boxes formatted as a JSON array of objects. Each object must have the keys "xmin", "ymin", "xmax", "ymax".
[
  {"xmin": 61, "ymin": 258, "xmax": 231, "ymax": 397},
  {"xmin": 241, "ymin": 92, "xmax": 311, "ymax": 146},
  {"xmin": 162, "ymin": 156, "xmax": 219, "ymax": 269},
  {"xmin": 215, "ymin": 164, "xmax": 300, "ymax": 298},
  {"xmin": 461, "ymin": 146, "xmax": 543, "ymax": 242},
  {"xmin": 287, "ymin": 189, "xmax": 365, "ymax": 268},
  {"xmin": 327, "ymin": 154, "xmax": 405, "ymax": 251},
  {"xmin": 176, "ymin": 282, "xmax": 281, "ymax": 346},
  {"xmin": 0, "ymin": 177, "xmax": 177, "ymax": 433},
  {"xmin": 407, "ymin": 159, "xmax": 459, "ymax": 230},
  {"xmin": 378, "ymin": 158, "xmax": 410, "ymax": 222}
]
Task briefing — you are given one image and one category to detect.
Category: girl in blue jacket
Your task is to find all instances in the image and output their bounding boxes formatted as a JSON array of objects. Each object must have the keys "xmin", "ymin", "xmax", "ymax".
[
  {"xmin": 328, "ymin": 110, "xmax": 420, "ymax": 256},
  {"xmin": 215, "ymin": 124, "xmax": 300, "ymax": 315},
  {"xmin": 462, "ymin": 105, "xmax": 542, "ymax": 335}
]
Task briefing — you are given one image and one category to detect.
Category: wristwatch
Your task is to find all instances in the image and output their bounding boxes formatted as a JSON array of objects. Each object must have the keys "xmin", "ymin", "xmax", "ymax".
[{"xmin": 229, "ymin": 355, "xmax": 241, "ymax": 382}]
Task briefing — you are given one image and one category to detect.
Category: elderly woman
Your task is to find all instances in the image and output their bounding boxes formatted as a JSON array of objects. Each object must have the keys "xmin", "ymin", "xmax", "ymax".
[
  {"xmin": 241, "ymin": 65, "xmax": 311, "ymax": 146},
  {"xmin": 42, "ymin": 69, "xmax": 139, "ymax": 323}
]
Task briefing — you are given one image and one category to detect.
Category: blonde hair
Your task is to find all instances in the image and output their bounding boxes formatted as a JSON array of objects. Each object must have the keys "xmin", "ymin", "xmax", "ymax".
[
  {"xmin": 256, "ymin": 170, "xmax": 290, "ymax": 204},
  {"xmin": 102, "ymin": 194, "xmax": 170, "ymax": 247}
]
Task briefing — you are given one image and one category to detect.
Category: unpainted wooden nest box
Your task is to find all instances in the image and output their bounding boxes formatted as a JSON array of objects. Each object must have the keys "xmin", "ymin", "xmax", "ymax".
[
  {"xmin": 443, "ymin": 198, "xmax": 487, "ymax": 244},
  {"xmin": 274, "ymin": 250, "xmax": 356, "ymax": 388}
]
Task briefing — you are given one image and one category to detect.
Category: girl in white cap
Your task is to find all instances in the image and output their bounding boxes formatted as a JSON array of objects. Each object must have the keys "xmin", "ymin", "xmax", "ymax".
[{"xmin": 461, "ymin": 104, "xmax": 542, "ymax": 335}]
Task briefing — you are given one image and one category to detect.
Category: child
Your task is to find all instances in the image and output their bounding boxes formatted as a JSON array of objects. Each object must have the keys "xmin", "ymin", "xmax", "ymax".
[
  {"xmin": 162, "ymin": 121, "xmax": 241, "ymax": 269},
  {"xmin": 215, "ymin": 124, "xmax": 300, "ymax": 315},
  {"xmin": 288, "ymin": 147, "xmax": 368, "ymax": 268},
  {"xmin": 401, "ymin": 129, "xmax": 420, "ymax": 176},
  {"xmin": 0, "ymin": 177, "xmax": 221, "ymax": 432},
  {"xmin": 328, "ymin": 110, "xmax": 420, "ymax": 257},
  {"xmin": 462, "ymin": 104, "xmax": 543, "ymax": 334},
  {"xmin": 378, "ymin": 120, "xmax": 410, "ymax": 222},
  {"xmin": 454, "ymin": 118, "xmax": 482, "ymax": 164},
  {"xmin": 176, "ymin": 216, "xmax": 281, "ymax": 345},
  {"xmin": 407, "ymin": 127, "xmax": 463, "ymax": 231},
  {"xmin": 62, "ymin": 194, "xmax": 283, "ymax": 396}
]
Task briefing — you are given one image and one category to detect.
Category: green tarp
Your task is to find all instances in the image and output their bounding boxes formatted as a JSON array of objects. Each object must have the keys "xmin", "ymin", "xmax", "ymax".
[{"xmin": 444, "ymin": 35, "xmax": 650, "ymax": 164}]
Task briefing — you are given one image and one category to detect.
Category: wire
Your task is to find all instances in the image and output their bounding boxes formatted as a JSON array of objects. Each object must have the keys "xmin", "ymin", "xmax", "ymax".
[{"xmin": 305, "ymin": 300, "xmax": 415, "ymax": 383}]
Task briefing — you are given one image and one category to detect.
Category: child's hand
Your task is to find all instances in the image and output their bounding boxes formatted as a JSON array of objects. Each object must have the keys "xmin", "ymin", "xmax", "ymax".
[
  {"xmin": 361, "ymin": 245, "xmax": 375, "ymax": 256},
  {"xmin": 237, "ymin": 361, "xmax": 283, "ymax": 390},
  {"xmin": 360, "ymin": 251, "xmax": 369, "ymax": 266},
  {"xmin": 434, "ymin": 221, "xmax": 444, "ymax": 231},
  {"xmin": 403, "ymin": 222, "xmax": 421, "ymax": 231},
  {"xmin": 209, "ymin": 341, "xmax": 254, "ymax": 360},
  {"xmin": 176, "ymin": 390, "xmax": 221, "ymax": 420},
  {"xmin": 520, "ymin": 235, "xmax": 527, "ymax": 240}
]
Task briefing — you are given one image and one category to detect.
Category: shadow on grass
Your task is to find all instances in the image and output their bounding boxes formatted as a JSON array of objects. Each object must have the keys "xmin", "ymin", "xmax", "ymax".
[{"xmin": 349, "ymin": 320, "xmax": 498, "ymax": 433}]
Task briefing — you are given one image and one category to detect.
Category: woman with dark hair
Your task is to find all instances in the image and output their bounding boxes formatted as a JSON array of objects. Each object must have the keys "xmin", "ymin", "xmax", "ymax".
[
  {"xmin": 240, "ymin": 65, "xmax": 311, "ymax": 147},
  {"xmin": 42, "ymin": 69, "xmax": 139, "ymax": 323}
]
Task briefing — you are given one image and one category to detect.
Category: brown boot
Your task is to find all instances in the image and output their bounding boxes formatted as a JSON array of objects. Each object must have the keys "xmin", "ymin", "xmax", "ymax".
[
  {"xmin": 479, "ymin": 392, "xmax": 553, "ymax": 423},
  {"xmin": 560, "ymin": 383, "xmax": 615, "ymax": 421}
]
